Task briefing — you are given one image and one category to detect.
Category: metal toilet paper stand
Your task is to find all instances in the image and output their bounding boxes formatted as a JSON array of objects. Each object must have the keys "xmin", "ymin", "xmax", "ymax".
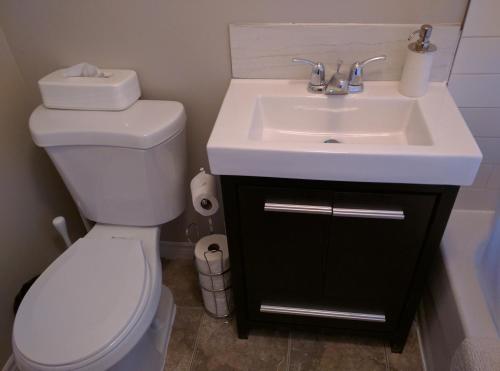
[
  {"xmin": 199, "ymin": 243, "xmax": 233, "ymax": 319},
  {"xmin": 189, "ymin": 168, "xmax": 233, "ymax": 319}
]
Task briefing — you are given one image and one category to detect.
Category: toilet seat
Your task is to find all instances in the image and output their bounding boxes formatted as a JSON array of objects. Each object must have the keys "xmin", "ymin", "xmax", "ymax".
[{"xmin": 13, "ymin": 237, "xmax": 153, "ymax": 370}]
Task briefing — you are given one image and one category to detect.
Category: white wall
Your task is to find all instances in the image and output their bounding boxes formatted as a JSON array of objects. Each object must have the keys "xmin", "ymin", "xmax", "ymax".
[
  {"xmin": 449, "ymin": 0, "xmax": 500, "ymax": 210},
  {"xmin": 0, "ymin": 26, "xmax": 83, "ymax": 363}
]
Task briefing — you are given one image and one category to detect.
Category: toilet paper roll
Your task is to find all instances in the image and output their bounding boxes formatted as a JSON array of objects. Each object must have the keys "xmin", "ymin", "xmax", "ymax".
[
  {"xmin": 201, "ymin": 287, "xmax": 234, "ymax": 317},
  {"xmin": 198, "ymin": 271, "xmax": 231, "ymax": 291},
  {"xmin": 195, "ymin": 234, "xmax": 232, "ymax": 316},
  {"xmin": 190, "ymin": 170, "xmax": 219, "ymax": 216},
  {"xmin": 194, "ymin": 234, "xmax": 230, "ymax": 276}
]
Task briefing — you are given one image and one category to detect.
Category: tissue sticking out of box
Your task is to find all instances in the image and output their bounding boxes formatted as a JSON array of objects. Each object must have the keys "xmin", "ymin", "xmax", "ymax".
[{"xmin": 63, "ymin": 62, "xmax": 111, "ymax": 78}]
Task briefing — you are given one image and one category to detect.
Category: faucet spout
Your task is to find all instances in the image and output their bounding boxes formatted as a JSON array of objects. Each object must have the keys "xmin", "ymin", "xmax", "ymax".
[{"xmin": 325, "ymin": 60, "xmax": 349, "ymax": 95}]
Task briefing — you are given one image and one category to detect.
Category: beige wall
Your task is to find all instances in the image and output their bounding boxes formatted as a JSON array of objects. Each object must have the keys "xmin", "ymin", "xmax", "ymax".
[
  {"xmin": 0, "ymin": 0, "xmax": 468, "ymax": 242},
  {"xmin": 0, "ymin": 26, "xmax": 83, "ymax": 363},
  {"xmin": 0, "ymin": 0, "xmax": 468, "ymax": 361}
]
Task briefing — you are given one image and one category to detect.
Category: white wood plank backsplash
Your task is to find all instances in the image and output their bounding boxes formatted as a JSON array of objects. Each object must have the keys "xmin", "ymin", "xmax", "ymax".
[
  {"xmin": 438, "ymin": 0, "xmax": 500, "ymax": 209},
  {"xmin": 487, "ymin": 167, "xmax": 500, "ymax": 189},
  {"xmin": 462, "ymin": 0, "xmax": 500, "ymax": 37},
  {"xmin": 470, "ymin": 164, "xmax": 493, "ymax": 188},
  {"xmin": 452, "ymin": 37, "xmax": 500, "ymax": 74},
  {"xmin": 474, "ymin": 138, "xmax": 500, "ymax": 163},
  {"xmin": 459, "ymin": 108, "xmax": 500, "ymax": 137},
  {"xmin": 229, "ymin": 23, "xmax": 460, "ymax": 81},
  {"xmin": 455, "ymin": 188, "xmax": 499, "ymax": 210},
  {"xmin": 449, "ymin": 74, "xmax": 500, "ymax": 108}
]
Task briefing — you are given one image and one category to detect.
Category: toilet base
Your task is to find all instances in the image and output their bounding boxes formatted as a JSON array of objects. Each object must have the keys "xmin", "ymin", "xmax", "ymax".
[
  {"xmin": 3, "ymin": 285, "xmax": 176, "ymax": 371},
  {"xmin": 110, "ymin": 285, "xmax": 176, "ymax": 371}
]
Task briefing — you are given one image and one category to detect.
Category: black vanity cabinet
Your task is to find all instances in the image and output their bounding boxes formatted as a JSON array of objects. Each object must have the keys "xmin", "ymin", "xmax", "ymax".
[{"xmin": 221, "ymin": 176, "xmax": 458, "ymax": 352}]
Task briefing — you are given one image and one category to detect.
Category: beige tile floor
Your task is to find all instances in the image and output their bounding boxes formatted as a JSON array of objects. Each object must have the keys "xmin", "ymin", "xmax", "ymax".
[{"xmin": 162, "ymin": 259, "xmax": 424, "ymax": 371}]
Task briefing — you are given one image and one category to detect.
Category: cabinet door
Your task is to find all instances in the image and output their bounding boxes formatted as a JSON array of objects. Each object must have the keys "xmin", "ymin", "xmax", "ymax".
[
  {"xmin": 238, "ymin": 186, "xmax": 332, "ymax": 320},
  {"xmin": 324, "ymin": 191, "xmax": 436, "ymax": 329}
]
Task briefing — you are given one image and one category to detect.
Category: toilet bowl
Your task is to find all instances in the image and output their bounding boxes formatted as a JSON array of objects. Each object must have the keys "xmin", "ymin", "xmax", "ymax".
[{"xmin": 12, "ymin": 224, "xmax": 173, "ymax": 371}]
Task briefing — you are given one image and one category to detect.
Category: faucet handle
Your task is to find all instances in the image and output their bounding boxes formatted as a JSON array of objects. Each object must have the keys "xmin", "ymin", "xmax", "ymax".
[
  {"xmin": 292, "ymin": 57, "xmax": 317, "ymax": 66},
  {"xmin": 348, "ymin": 55, "xmax": 387, "ymax": 93},
  {"xmin": 292, "ymin": 58, "xmax": 326, "ymax": 92},
  {"xmin": 359, "ymin": 55, "xmax": 387, "ymax": 68}
]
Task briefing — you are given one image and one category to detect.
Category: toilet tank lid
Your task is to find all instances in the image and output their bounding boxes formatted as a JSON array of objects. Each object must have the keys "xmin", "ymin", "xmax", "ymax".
[{"xmin": 29, "ymin": 100, "xmax": 186, "ymax": 149}]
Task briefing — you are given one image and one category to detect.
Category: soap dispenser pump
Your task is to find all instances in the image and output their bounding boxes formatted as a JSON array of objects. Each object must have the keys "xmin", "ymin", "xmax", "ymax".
[{"xmin": 399, "ymin": 24, "xmax": 437, "ymax": 97}]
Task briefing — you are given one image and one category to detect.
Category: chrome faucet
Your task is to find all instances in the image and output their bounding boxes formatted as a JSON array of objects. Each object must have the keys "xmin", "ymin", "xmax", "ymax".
[
  {"xmin": 292, "ymin": 55, "xmax": 387, "ymax": 95},
  {"xmin": 291, "ymin": 58, "xmax": 326, "ymax": 92},
  {"xmin": 347, "ymin": 56, "xmax": 387, "ymax": 93},
  {"xmin": 325, "ymin": 60, "xmax": 349, "ymax": 95}
]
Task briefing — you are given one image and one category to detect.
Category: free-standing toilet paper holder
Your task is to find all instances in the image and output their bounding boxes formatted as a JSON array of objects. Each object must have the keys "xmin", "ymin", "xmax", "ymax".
[
  {"xmin": 198, "ymin": 243, "xmax": 233, "ymax": 318},
  {"xmin": 189, "ymin": 168, "xmax": 233, "ymax": 318}
]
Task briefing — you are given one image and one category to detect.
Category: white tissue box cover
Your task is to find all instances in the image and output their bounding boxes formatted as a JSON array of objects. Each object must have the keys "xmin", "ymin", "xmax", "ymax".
[{"xmin": 39, "ymin": 69, "xmax": 141, "ymax": 111}]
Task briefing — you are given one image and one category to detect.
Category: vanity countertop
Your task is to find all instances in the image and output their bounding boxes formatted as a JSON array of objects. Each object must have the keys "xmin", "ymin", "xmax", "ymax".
[{"xmin": 207, "ymin": 79, "xmax": 482, "ymax": 185}]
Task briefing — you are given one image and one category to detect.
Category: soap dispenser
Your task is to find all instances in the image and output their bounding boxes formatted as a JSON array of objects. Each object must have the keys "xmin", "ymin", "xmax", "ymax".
[{"xmin": 399, "ymin": 24, "xmax": 437, "ymax": 97}]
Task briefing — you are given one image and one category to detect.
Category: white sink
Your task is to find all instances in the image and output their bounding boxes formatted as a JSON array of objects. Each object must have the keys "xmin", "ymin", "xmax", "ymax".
[
  {"xmin": 208, "ymin": 80, "xmax": 482, "ymax": 185},
  {"xmin": 250, "ymin": 96, "xmax": 432, "ymax": 145}
]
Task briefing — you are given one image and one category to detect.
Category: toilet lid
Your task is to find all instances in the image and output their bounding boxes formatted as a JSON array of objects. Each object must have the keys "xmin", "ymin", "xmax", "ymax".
[{"xmin": 13, "ymin": 237, "xmax": 150, "ymax": 367}]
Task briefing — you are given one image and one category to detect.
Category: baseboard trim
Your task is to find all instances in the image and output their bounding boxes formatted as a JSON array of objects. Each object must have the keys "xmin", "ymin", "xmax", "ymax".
[{"xmin": 160, "ymin": 241, "xmax": 194, "ymax": 259}]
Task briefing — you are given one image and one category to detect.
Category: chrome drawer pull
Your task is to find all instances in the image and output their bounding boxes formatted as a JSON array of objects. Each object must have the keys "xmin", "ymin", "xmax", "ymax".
[
  {"xmin": 264, "ymin": 202, "xmax": 332, "ymax": 215},
  {"xmin": 260, "ymin": 304, "xmax": 386, "ymax": 323},
  {"xmin": 332, "ymin": 207, "xmax": 405, "ymax": 220}
]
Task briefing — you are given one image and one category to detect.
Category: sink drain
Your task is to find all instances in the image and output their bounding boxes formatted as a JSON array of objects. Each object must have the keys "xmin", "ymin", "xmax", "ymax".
[{"xmin": 324, "ymin": 138, "xmax": 341, "ymax": 143}]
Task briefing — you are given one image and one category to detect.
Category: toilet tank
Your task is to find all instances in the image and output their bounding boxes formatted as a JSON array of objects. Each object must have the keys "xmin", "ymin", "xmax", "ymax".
[{"xmin": 30, "ymin": 101, "xmax": 187, "ymax": 226}]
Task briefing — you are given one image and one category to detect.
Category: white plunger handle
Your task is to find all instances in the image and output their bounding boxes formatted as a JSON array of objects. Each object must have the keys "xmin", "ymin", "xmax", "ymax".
[{"xmin": 52, "ymin": 216, "xmax": 72, "ymax": 248}]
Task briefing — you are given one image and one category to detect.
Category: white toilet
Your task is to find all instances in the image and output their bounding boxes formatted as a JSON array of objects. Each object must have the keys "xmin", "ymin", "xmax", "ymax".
[{"xmin": 11, "ymin": 84, "xmax": 187, "ymax": 370}]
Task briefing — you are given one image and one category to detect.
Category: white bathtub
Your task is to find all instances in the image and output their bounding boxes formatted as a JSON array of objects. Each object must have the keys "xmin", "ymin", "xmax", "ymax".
[{"xmin": 419, "ymin": 209, "xmax": 499, "ymax": 371}]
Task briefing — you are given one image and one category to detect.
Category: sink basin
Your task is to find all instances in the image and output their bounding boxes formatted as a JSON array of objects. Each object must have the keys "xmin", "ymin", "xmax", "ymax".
[
  {"xmin": 250, "ymin": 96, "xmax": 432, "ymax": 145},
  {"xmin": 208, "ymin": 80, "xmax": 482, "ymax": 185}
]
